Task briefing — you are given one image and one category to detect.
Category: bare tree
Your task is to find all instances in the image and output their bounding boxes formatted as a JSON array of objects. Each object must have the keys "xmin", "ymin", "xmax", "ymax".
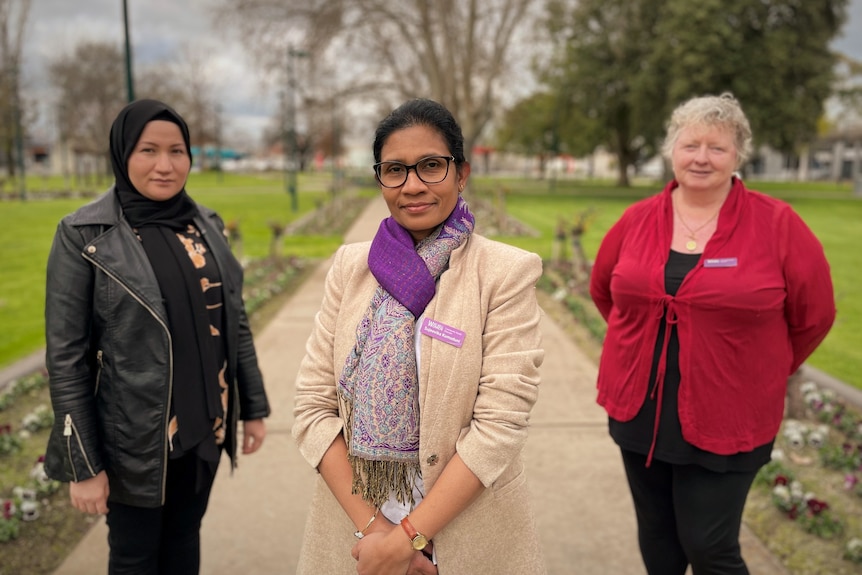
[
  {"xmin": 137, "ymin": 45, "xmax": 219, "ymax": 168},
  {"xmin": 214, "ymin": 0, "xmax": 537, "ymax": 155},
  {"xmin": 49, "ymin": 42, "xmax": 127, "ymax": 186},
  {"xmin": 0, "ymin": 0, "xmax": 32, "ymax": 179}
]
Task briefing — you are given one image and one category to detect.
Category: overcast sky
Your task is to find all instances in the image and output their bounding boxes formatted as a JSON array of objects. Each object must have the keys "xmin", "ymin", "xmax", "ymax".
[
  {"xmin": 21, "ymin": 0, "xmax": 862, "ymax": 148},
  {"xmin": 24, "ymin": 0, "xmax": 275, "ymax": 146}
]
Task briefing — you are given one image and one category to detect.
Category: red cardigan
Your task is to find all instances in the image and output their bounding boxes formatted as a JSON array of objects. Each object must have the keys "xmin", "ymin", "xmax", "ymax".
[{"xmin": 590, "ymin": 178, "xmax": 835, "ymax": 455}]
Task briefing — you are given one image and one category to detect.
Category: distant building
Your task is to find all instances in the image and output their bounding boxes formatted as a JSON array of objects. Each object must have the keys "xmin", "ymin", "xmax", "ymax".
[{"xmin": 748, "ymin": 127, "xmax": 862, "ymax": 184}]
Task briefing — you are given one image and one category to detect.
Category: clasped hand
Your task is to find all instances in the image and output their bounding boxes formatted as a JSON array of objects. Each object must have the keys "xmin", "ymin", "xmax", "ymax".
[{"xmin": 351, "ymin": 525, "xmax": 437, "ymax": 575}]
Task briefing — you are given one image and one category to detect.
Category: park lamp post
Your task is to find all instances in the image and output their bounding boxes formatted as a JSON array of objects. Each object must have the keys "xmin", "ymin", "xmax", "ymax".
[
  {"xmin": 122, "ymin": 0, "xmax": 135, "ymax": 102},
  {"xmin": 285, "ymin": 46, "xmax": 308, "ymax": 212}
]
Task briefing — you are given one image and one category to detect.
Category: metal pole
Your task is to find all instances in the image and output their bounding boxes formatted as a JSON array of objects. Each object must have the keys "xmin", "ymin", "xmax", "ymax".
[
  {"xmin": 122, "ymin": 0, "xmax": 135, "ymax": 102},
  {"xmin": 285, "ymin": 47, "xmax": 308, "ymax": 212},
  {"xmin": 331, "ymin": 93, "xmax": 340, "ymax": 199},
  {"xmin": 215, "ymin": 104, "xmax": 224, "ymax": 183},
  {"xmin": 12, "ymin": 65, "xmax": 26, "ymax": 201},
  {"xmin": 286, "ymin": 48, "xmax": 298, "ymax": 212}
]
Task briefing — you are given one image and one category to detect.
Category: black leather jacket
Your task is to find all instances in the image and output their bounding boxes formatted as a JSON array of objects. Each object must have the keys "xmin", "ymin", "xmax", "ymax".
[{"xmin": 44, "ymin": 189, "xmax": 270, "ymax": 507}]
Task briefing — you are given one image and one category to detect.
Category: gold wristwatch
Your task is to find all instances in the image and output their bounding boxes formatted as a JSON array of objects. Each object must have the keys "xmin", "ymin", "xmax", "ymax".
[{"xmin": 400, "ymin": 516, "xmax": 428, "ymax": 551}]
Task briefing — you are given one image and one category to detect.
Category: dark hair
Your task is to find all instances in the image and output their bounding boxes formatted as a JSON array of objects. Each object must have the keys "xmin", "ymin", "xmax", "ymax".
[{"xmin": 372, "ymin": 99, "xmax": 466, "ymax": 165}]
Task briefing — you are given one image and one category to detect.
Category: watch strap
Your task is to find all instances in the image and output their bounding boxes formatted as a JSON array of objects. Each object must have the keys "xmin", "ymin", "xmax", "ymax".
[{"xmin": 400, "ymin": 516, "xmax": 428, "ymax": 551}]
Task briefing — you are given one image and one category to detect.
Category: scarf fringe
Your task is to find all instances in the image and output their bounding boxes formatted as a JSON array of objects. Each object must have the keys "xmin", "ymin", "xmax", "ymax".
[
  {"xmin": 348, "ymin": 455, "xmax": 420, "ymax": 510},
  {"xmin": 339, "ymin": 389, "xmax": 419, "ymax": 509}
]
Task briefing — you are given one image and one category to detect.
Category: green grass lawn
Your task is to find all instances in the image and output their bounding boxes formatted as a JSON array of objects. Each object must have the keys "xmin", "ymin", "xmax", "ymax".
[
  {"xmin": 0, "ymin": 171, "xmax": 343, "ymax": 368},
  {"xmin": 1, "ymin": 172, "xmax": 859, "ymax": 390}
]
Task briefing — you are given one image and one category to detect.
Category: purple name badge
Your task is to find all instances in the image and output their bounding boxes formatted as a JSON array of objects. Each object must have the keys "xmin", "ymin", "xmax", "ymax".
[
  {"xmin": 703, "ymin": 257, "xmax": 738, "ymax": 268},
  {"xmin": 420, "ymin": 318, "xmax": 466, "ymax": 348}
]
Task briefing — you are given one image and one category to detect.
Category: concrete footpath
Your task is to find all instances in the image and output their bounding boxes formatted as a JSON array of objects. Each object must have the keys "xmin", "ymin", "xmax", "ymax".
[{"xmin": 51, "ymin": 197, "xmax": 788, "ymax": 574}]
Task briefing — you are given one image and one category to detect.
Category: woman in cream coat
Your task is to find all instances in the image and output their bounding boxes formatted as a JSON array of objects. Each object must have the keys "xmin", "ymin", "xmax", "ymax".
[{"xmin": 292, "ymin": 99, "xmax": 546, "ymax": 575}]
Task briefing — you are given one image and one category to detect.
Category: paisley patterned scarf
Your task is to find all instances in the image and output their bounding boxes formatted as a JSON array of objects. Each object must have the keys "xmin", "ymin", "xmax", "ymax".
[{"xmin": 337, "ymin": 197, "xmax": 474, "ymax": 508}]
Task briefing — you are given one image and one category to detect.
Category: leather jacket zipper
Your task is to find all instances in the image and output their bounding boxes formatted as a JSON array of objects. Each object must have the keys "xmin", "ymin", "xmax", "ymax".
[
  {"xmin": 82, "ymin": 253, "xmax": 174, "ymax": 505},
  {"xmin": 64, "ymin": 414, "xmax": 95, "ymax": 482},
  {"xmin": 94, "ymin": 350, "xmax": 103, "ymax": 396}
]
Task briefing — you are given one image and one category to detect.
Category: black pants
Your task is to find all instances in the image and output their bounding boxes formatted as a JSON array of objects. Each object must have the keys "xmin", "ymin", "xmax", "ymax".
[
  {"xmin": 105, "ymin": 453, "xmax": 218, "ymax": 575},
  {"xmin": 620, "ymin": 449, "xmax": 757, "ymax": 575}
]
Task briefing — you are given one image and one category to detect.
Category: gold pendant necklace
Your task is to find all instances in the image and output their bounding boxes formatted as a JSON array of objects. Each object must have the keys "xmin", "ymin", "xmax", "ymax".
[{"xmin": 674, "ymin": 203, "xmax": 721, "ymax": 252}]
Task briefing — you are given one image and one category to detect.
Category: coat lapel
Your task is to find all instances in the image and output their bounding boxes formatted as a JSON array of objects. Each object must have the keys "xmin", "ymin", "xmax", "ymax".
[{"xmin": 417, "ymin": 256, "xmax": 470, "ymax": 439}]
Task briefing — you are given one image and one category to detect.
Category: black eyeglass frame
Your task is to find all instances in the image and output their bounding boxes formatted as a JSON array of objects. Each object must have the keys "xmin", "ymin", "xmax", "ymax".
[{"xmin": 372, "ymin": 155, "xmax": 456, "ymax": 188}]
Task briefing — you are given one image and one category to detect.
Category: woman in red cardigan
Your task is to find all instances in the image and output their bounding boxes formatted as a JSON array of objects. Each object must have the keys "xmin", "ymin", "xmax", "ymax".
[{"xmin": 590, "ymin": 93, "xmax": 835, "ymax": 575}]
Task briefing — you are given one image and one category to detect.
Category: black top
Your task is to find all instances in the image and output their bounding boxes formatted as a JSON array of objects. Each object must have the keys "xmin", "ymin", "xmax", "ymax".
[{"xmin": 609, "ymin": 250, "xmax": 773, "ymax": 472}]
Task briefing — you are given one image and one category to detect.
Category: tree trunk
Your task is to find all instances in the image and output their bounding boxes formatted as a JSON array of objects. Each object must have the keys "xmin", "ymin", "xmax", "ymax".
[{"xmin": 615, "ymin": 156, "xmax": 630, "ymax": 187}]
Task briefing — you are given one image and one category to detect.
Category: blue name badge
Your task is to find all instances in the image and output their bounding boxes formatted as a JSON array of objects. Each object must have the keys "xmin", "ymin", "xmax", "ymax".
[{"xmin": 703, "ymin": 257, "xmax": 738, "ymax": 268}]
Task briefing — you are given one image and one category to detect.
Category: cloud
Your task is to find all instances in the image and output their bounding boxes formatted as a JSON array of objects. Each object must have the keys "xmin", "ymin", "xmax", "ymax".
[{"xmin": 22, "ymin": 0, "xmax": 276, "ymax": 145}]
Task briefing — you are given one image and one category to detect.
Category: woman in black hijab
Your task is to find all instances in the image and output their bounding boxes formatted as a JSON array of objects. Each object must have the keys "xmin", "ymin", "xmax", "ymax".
[{"xmin": 44, "ymin": 99, "xmax": 271, "ymax": 574}]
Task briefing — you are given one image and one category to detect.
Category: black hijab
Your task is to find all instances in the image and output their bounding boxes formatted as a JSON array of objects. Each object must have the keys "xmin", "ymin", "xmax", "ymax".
[
  {"xmin": 110, "ymin": 99, "xmax": 197, "ymax": 228},
  {"xmin": 110, "ymin": 99, "xmax": 223, "ymax": 467}
]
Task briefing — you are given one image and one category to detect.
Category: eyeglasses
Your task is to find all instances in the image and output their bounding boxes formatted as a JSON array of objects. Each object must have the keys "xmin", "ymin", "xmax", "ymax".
[{"xmin": 373, "ymin": 155, "xmax": 455, "ymax": 188}]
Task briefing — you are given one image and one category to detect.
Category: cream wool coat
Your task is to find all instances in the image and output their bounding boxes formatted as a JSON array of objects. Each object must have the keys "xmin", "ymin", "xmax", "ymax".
[{"xmin": 292, "ymin": 232, "xmax": 546, "ymax": 574}]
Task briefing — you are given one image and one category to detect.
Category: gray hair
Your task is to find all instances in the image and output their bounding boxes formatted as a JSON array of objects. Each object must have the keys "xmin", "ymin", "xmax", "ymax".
[{"xmin": 660, "ymin": 92, "xmax": 753, "ymax": 168}]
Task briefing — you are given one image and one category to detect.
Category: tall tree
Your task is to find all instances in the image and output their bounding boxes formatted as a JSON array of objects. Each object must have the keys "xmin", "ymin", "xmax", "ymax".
[
  {"xmin": 495, "ymin": 91, "xmax": 601, "ymax": 175},
  {"xmin": 541, "ymin": 0, "xmax": 848, "ymax": 186},
  {"xmin": 651, "ymin": 0, "xmax": 848, "ymax": 155},
  {"xmin": 137, "ymin": 45, "xmax": 219, "ymax": 168},
  {"xmin": 49, "ymin": 42, "xmax": 127, "ymax": 182},
  {"xmin": 0, "ymin": 0, "xmax": 32, "ymax": 179},
  {"xmin": 215, "ymin": 0, "xmax": 537, "ymax": 156},
  {"xmin": 540, "ymin": 0, "xmax": 671, "ymax": 186}
]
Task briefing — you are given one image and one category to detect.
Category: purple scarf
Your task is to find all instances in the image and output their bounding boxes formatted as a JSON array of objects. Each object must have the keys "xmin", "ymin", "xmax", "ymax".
[{"xmin": 337, "ymin": 197, "xmax": 474, "ymax": 508}]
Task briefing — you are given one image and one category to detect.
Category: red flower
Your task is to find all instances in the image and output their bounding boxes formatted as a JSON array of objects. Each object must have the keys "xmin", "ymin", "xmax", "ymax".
[
  {"xmin": 37, "ymin": 455, "xmax": 45, "ymax": 463},
  {"xmin": 807, "ymin": 499, "xmax": 829, "ymax": 515},
  {"xmin": 774, "ymin": 475, "xmax": 789, "ymax": 486},
  {"xmin": 788, "ymin": 504, "xmax": 799, "ymax": 520},
  {"xmin": 2, "ymin": 500, "xmax": 11, "ymax": 520}
]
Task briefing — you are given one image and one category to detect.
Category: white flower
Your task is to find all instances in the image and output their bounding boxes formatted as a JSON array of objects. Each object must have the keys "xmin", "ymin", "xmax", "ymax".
[
  {"xmin": 770, "ymin": 448, "xmax": 785, "ymax": 461},
  {"xmin": 785, "ymin": 430, "xmax": 805, "ymax": 450},
  {"xmin": 20, "ymin": 500, "xmax": 38, "ymax": 521},
  {"xmin": 18, "ymin": 488, "xmax": 36, "ymax": 501},
  {"xmin": 808, "ymin": 430, "xmax": 825, "ymax": 449},
  {"xmin": 772, "ymin": 485, "xmax": 791, "ymax": 503},
  {"xmin": 790, "ymin": 481, "xmax": 804, "ymax": 499},
  {"xmin": 800, "ymin": 381, "xmax": 818, "ymax": 395},
  {"xmin": 29, "ymin": 462, "xmax": 48, "ymax": 483}
]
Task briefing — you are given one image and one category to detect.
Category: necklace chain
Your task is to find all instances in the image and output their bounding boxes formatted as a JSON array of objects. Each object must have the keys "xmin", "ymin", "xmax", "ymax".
[{"xmin": 674, "ymin": 203, "xmax": 720, "ymax": 252}]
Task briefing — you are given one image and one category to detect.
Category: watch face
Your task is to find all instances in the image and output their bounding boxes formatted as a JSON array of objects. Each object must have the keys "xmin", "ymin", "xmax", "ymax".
[{"xmin": 411, "ymin": 534, "xmax": 429, "ymax": 551}]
